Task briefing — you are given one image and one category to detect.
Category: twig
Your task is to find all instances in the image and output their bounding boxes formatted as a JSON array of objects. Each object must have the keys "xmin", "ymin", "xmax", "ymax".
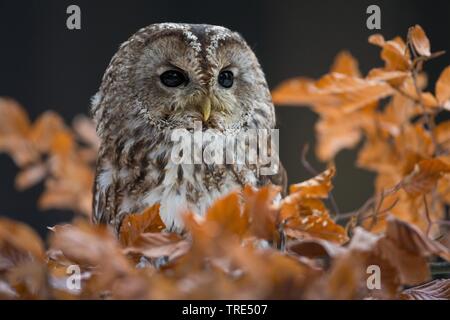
[
  {"xmin": 423, "ymin": 195, "xmax": 433, "ymax": 237},
  {"xmin": 406, "ymin": 28, "xmax": 442, "ymax": 155},
  {"xmin": 337, "ymin": 183, "xmax": 402, "ymax": 224},
  {"xmin": 277, "ymin": 220, "xmax": 287, "ymax": 252},
  {"xmin": 300, "ymin": 144, "xmax": 318, "ymax": 176},
  {"xmin": 368, "ymin": 190, "xmax": 387, "ymax": 230}
]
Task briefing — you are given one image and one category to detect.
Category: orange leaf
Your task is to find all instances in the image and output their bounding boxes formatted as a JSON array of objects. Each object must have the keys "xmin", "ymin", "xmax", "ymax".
[
  {"xmin": 285, "ymin": 214, "xmax": 348, "ymax": 244},
  {"xmin": 271, "ymin": 77, "xmax": 335, "ymax": 107},
  {"xmin": 29, "ymin": 111, "xmax": 66, "ymax": 153},
  {"xmin": 330, "ymin": 51, "xmax": 361, "ymax": 77},
  {"xmin": 289, "ymin": 164, "xmax": 336, "ymax": 196},
  {"xmin": 0, "ymin": 98, "xmax": 31, "ymax": 137},
  {"xmin": 50, "ymin": 131, "xmax": 75, "ymax": 157},
  {"xmin": 436, "ymin": 66, "xmax": 450, "ymax": 109},
  {"xmin": 0, "ymin": 99, "xmax": 38, "ymax": 166},
  {"xmin": 0, "ymin": 217, "xmax": 45, "ymax": 262},
  {"xmin": 314, "ymin": 73, "xmax": 394, "ymax": 113},
  {"xmin": 123, "ymin": 232, "xmax": 189, "ymax": 263},
  {"xmin": 49, "ymin": 219, "xmax": 137, "ymax": 297},
  {"xmin": 367, "ymin": 68, "xmax": 409, "ymax": 86},
  {"xmin": 280, "ymin": 165, "xmax": 347, "ymax": 244},
  {"xmin": 205, "ymin": 191, "xmax": 247, "ymax": 237},
  {"xmin": 369, "ymin": 34, "xmax": 411, "ymax": 71},
  {"xmin": 14, "ymin": 163, "xmax": 47, "ymax": 191},
  {"xmin": 243, "ymin": 185, "xmax": 280, "ymax": 241},
  {"xmin": 385, "ymin": 216, "xmax": 450, "ymax": 261},
  {"xmin": 119, "ymin": 204, "xmax": 165, "ymax": 246},
  {"xmin": 409, "ymin": 25, "xmax": 431, "ymax": 57},
  {"xmin": 400, "ymin": 280, "xmax": 450, "ymax": 300},
  {"xmin": 402, "ymin": 158, "xmax": 450, "ymax": 197}
]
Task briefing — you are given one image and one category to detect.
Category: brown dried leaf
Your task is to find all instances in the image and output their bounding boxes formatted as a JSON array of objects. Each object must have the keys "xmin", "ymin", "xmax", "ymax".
[
  {"xmin": 123, "ymin": 232, "xmax": 189, "ymax": 263},
  {"xmin": 0, "ymin": 98, "xmax": 31, "ymax": 137},
  {"xmin": 271, "ymin": 77, "xmax": 336, "ymax": 107},
  {"xmin": 49, "ymin": 219, "xmax": 132, "ymax": 273},
  {"xmin": 285, "ymin": 214, "xmax": 348, "ymax": 244},
  {"xmin": 206, "ymin": 191, "xmax": 248, "ymax": 237},
  {"xmin": 409, "ymin": 25, "xmax": 431, "ymax": 57},
  {"xmin": 29, "ymin": 111, "xmax": 67, "ymax": 153},
  {"xmin": 400, "ymin": 279, "xmax": 450, "ymax": 300},
  {"xmin": 0, "ymin": 218, "xmax": 45, "ymax": 265},
  {"xmin": 402, "ymin": 158, "xmax": 450, "ymax": 197},
  {"xmin": 369, "ymin": 34, "xmax": 411, "ymax": 71},
  {"xmin": 0, "ymin": 99, "xmax": 38, "ymax": 166},
  {"xmin": 385, "ymin": 216, "xmax": 450, "ymax": 261},
  {"xmin": 314, "ymin": 73, "xmax": 394, "ymax": 113},
  {"xmin": 436, "ymin": 66, "xmax": 450, "ymax": 109},
  {"xmin": 0, "ymin": 218, "xmax": 48, "ymax": 299},
  {"xmin": 119, "ymin": 204, "xmax": 165, "ymax": 246},
  {"xmin": 289, "ymin": 164, "xmax": 335, "ymax": 196},
  {"xmin": 14, "ymin": 163, "xmax": 47, "ymax": 191},
  {"xmin": 314, "ymin": 104, "xmax": 375, "ymax": 161},
  {"xmin": 280, "ymin": 165, "xmax": 348, "ymax": 244},
  {"xmin": 243, "ymin": 185, "xmax": 280, "ymax": 241},
  {"xmin": 367, "ymin": 68, "xmax": 409, "ymax": 86},
  {"xmin": 330, "ymin": 51, "xmax": 361, "ymax": 77},
  {"xmin": 288, "ymin": 238, "xmax": 346, "ymax": 259}
]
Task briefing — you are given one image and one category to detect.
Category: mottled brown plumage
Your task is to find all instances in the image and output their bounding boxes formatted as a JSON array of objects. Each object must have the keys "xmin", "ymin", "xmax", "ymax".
[{"xmin": 91, "ymin": 23, "xmax": 286, "ymax": 232}]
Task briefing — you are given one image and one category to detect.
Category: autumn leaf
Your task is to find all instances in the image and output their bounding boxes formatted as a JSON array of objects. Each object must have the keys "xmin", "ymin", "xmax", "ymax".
[
  {"xmin": 119, "ymin": 204, "xmax": 165, "ymax": 246},
  {"xmin": 206, "ymin": 191, "xmax": 248, "ymax": 238},
  {"xmin": 289, "ymin": 164, "xmax": 335, "ymax": 196},
  {"xmin": 288, "ymin": 238, "xmax": 346, "ymax": 259},
  {"xmin": 314, "ymin": 73, "xmax": 394, "ymax": 113},
  {"xmin": 0, "ymin": 218, "xmax": 46, "ymax": 266},
  {"xmin": 123, "ymin": 232, "xmax": 189, "ymax": 265},
  {"xmin": 280, "ymin": 165, "xmax": 348, "ymax": 244},
  {"xmin": 367, "ymin": 68, "xmax": 409, "ymax": 87},
  {"xmin": 408, "ymin": 25, "xmax": 431, "ymax": 57},
  {"xmin": 0, "ymin": 98, "xmax": 38, "ymax": 166},
  {"xmin": 436, "ymin": 66, "xmax": 450, "ymax": 109},
  {"xmin": 0, "ymin": 218, "xmax": 48, "ymax": 299},
  {"xmin": 272, "ymin": 51, "xmax": 394, "ymax": 113},
  {"xmin": 29, "ymin": 111, "xmax": 68, "ymax": 153},
  {"xmin": 400, "ymin": 279, "xmax": 450, "ymax": 300},
  {"xmin": 281, "ymin": 165, "xmax": 336, "ymax": 221},
  {"xmin": 284, "ymin": 214, "xmax": 348, "ymax": 244},
  {"xmin": 14, "ymin": 163, "xmax": 47, "ymax": 191},
  {"xmin": 271, "ymin": 77, "xmax": 335, "ymax": 107},
  {"xmin": 402, "ymin": 158, "xmax": 450, "ymax": 197},
  {"xmin": 369, "ymin": 34, "xmax": 411, "ymax": 71},
  {"xmin": 385, "ymin": 216, "xmax": 450, "ymax": 261},
  {"xmin": 330, "ymin": 51, "xmax": 361, "ymax": 77}
]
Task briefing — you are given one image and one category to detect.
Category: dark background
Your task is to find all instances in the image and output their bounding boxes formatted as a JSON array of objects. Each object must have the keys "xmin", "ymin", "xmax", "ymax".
[{"xmin": 1, "ymin": 0, "xmax": 449, "ymax": 237}]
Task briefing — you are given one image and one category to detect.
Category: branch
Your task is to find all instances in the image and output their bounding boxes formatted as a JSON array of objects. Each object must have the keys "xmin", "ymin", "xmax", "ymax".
[
  {"xmin": 337, "ymin": 183, "xmax": 402, "ymax": 224},
  {"xmin": 423, "ymin": 194, "xmax": 432, "ymax": 237},
  {"xmin": 406, "ymin": 30, "xmax": 442, "ymax": 155}
]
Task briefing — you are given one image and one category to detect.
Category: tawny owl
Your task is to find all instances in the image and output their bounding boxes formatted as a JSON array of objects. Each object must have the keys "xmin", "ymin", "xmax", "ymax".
[{"xmin": 91, "ymin": 23, "xmax": 286, "ymax": 232}]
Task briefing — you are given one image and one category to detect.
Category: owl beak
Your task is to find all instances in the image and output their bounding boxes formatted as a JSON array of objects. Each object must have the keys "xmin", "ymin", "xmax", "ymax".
[{"xmin": 199, "ymin": 97, "xmax": 211, "ymax": 122}]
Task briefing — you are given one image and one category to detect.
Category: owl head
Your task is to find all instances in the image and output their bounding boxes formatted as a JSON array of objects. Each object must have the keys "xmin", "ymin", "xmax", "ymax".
[{"xmin": 91, "ymin": 23, "xmax": 275, "ymax": 140}]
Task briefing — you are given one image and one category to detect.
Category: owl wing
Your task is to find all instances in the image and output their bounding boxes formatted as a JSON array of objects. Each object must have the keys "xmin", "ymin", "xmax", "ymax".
[
  {"xmin": 268, "ymin": 161, "xmax": 288, "ymax": 196},
  {"xmin": 92, "ymin": 166, "xmax": 114, "ymax": 226}
]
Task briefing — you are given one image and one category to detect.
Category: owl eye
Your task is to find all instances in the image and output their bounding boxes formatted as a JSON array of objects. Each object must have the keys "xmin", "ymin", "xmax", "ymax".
[
  {"xmin": 218, "ymin": 70, "xmax": 234, "ymax": 88},
  {"xmin": 160, "ymin": 70, "xmax": 188, "ymax": 87}
]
